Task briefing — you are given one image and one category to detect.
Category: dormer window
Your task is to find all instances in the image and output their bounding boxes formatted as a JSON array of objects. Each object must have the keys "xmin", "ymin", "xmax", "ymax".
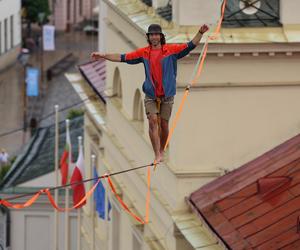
[{"xmin": 222, "ymin": 0, "xmax": 281, "ymax": 27}]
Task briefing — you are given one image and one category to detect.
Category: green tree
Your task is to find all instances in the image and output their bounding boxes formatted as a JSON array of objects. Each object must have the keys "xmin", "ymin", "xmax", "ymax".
[
  {"xmin": 67, "ymin": 109, "xmax": 85, "ymax": 120},
  {"xmin": 22, "ymin": 0, "xmax": 51, "ymax": 36}
]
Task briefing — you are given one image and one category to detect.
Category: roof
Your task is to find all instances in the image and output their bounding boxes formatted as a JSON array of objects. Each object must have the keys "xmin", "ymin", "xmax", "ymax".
[
  {"xmin": 77, "ymin": 60, "xmax": 107, "ymax": 104},
  {"xmin": 172, "ymin": 213, "xmax": 225, "ymax": 250},
  {"xmin": 104, "ymin": 0, "xmax": 300, "ymax": 44},
  {"xmin": 0, "ymin": 116, "xmax": 83, "ymax": 188},
  {"xmin": 187, "ymin": 133, "xmax": 300, "ymax": 249}
]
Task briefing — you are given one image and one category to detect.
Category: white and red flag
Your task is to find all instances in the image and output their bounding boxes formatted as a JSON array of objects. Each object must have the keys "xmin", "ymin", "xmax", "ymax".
[
  {"xmin": 70, "ymin": 138, "xmax": 86, "ymax": 208},
  {"xmin": 60, "ymin": 121, "xmax": 71, "ymax": 185}
]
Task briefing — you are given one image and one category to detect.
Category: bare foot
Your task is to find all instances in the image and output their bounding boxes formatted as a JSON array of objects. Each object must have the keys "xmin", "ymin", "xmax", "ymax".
[
  {"xmin": 159, "ymin": 151, "xmax": 164, "ymax": 162},
  {"xmin": 154, "ymin": 153, "xmax": 163, "ymax": 164}
]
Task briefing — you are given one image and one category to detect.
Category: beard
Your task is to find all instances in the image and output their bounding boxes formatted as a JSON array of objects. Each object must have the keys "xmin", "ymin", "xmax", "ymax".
[{"xmin": 150, "ymin": 40, "xmax": 160, "ymax": 46}]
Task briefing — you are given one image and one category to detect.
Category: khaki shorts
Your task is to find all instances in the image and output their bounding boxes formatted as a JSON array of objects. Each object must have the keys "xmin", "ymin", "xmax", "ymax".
[{"xmin": 144, "ymin": 95, "xmax": 174, "ymax": 121}]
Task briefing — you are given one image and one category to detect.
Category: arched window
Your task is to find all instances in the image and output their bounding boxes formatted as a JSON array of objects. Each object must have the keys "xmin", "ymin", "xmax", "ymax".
[
  {"xmin": 112, "ymin": 67, "xmax": 122, "ymax": 99},
  {"xmin": 133, "ymin": 89, "xmax": 144, "ymax": 123}
]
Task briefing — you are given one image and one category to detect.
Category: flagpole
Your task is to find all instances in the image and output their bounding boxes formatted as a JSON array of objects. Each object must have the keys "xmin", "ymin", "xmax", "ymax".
[
  {"xmin": 103, "ymin": 165, "xmax": 110, "ymax": 248},
  {"xmin": 54, "ymin": 105, "xmax": 59, "ymax": 250},
  {"xmin": 65, "ymin": 119, "xmax": 70, "ymax": 250},
  {"xmin": 77, "ymin": 136, "xmax": 83, "ymax": 250},
  {"xmin": 77, "ymin": 208, "xmax": 81, "ymax": 250},
  {"xmin": 91, "ymin": 154, "xmax": 96, "ymax": 250}
]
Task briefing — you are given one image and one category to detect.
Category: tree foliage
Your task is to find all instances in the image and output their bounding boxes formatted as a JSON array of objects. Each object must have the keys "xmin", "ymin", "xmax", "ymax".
[{"xmin": 22, "ymin": 0, "xmax": 51, "ymax": 24}]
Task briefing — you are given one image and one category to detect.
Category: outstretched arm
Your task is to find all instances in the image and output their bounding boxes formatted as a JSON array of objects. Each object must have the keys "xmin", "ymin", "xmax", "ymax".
[
  {"xmin": 90, "ymin": 52, "xmax": 121, "ymax": 62},
  {"xmin": 191, "ymin": 24, "xmax": 209, "ymax": 47}
]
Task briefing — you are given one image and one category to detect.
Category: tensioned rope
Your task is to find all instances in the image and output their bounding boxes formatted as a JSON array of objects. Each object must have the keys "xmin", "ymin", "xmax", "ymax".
[
  {"xmin": 0, "ymin": 162, "xmax": 154, "ymax": 223},
  {"xmin": 0, "ymin": 0, "xmax": 227, "ymax": 225}
]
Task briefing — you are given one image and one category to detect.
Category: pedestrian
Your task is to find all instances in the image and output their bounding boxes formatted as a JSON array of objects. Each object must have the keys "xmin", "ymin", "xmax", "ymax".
[
  {"xmin": 91, "ymin": 24, "xmax": 209, "ymax": 163},
  {"xmin": 0, "ymin": 148, "xmax": 9, "ymax": 167}
]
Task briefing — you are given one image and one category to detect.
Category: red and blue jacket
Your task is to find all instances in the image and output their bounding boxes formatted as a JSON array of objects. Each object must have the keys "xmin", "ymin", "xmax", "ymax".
[{"xmin": 121, "ymin": 41, "xmax": 196, "ymax": 98}]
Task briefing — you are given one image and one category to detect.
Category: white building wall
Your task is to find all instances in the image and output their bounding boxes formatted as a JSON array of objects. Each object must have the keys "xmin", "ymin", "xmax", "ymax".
[
  {"xmin": 98, "ymin": 0, "xmax": 107, "ymax": 52},
  {"xmin": 0, "ymin": 0, "xmax": 21, "ymax": 70},
  {"xmin": 172, "ymin": 0, "xmax": 222, "ymax": 26},
  {"xmin": 9, "ymin": 201, "xmax": 78, "ymax": 250},
  {"xmin": 280, "ymin": 0, "xmax": 300, "ymax": 24}
]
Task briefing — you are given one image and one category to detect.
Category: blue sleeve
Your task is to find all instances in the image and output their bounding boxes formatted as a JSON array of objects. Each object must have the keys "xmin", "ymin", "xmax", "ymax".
[
  {"xmin": 176, "ymin": 41, "xmax": 196, "ymax": 59},
  {"xmin": 121, "ymin": 51, "xmax": 143, "ymax": 65}
]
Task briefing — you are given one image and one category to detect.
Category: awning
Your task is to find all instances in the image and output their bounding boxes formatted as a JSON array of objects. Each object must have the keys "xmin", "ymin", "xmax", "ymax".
[{"xmin": 78, "ymin": 60, "xmax": 106, "ymax": 104}]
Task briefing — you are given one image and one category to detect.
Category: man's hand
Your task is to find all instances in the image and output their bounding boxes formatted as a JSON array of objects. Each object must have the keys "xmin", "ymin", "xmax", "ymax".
[
  {"xmin": 90, "ymin": 52, "xmax": 121, "ymax": 62},
  {"xmin": 90, "ymin": 52, "xmax": 105, "ymax": 61},
  {"xmin": 199, "ymin": 24, "xmax": 209, "ymax": 35}
]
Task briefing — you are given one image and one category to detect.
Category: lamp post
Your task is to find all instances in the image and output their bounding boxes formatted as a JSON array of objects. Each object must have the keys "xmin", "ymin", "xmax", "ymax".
[
  {"xmin": 17, "ymin": 48, "xmax": 30, "ymax": 133},
  {"xmin": 38, "ymin": 12, "xmax": 46, "ymax": 94}
]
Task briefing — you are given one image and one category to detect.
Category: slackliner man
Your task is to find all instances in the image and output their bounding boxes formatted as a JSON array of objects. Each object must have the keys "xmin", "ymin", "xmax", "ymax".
[{"xmin": 91, "ymin": 23, "xmax": 209, "ymax": 163}]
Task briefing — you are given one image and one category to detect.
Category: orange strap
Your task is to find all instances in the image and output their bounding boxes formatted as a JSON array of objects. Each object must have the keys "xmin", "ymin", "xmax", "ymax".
[
  {"xmin": 211, "ymin": 0, "xmax": 227, "ymax": 39},
  {"xmin": 156, "ymin": 98, "xmax": 162, "ymax": 113},
  {"xmin": 0, "ymin": 191, "xmax": 42, "ymax": 209},
  {"xmin": 164, "ymin": 89, "xmax": 190, "ymax": 151},
  {"xmin": 191, "ymin": 44, "xmax": 209, "ymax": 86},
  {"xmin": 162, "ymin": 0, "xmax": 226, "ymax": 153},
  {"xmin": 0, "ymin": 179, "xmax": 101, "ymax": 211},
  {"xmin": 156, "ymin": 98, "xmax": 162, "ymax": 138},
  {"xmin": 45, "ymin": 179, "xmax": 101, "ymax": 211},
  {"xmin": 107, "ymin": 165, "xmax": 152, "ymax": 224}
]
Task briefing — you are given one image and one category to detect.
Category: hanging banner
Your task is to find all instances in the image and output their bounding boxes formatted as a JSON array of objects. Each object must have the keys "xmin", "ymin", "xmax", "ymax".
[
  {"xmin": 43, "ymin": 25, "xmax": 55, "ymax": 51},
  {"xmin": 26, "ymin": 67, "xmax": 39, "ymax": 97}
]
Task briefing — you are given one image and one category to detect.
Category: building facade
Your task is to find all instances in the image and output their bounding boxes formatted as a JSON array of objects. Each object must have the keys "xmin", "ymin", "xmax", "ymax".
[
  {"xmin": 68, "ymin": 0, "xmax": 300, "ymax": 249},
  {"xmin": 0, "ymin": 0, "xmax": 21, "ymax": 71},
  {"xmin": 49, "ymin": 0, "xmax": 97, "ymax": 31}
]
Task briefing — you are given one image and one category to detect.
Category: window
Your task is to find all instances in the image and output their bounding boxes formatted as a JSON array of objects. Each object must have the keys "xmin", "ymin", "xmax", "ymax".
[
  {"xmin": 10, "ymin": 15, "xmax": 14, "ymax": 48},
  {"xmin": 112, "ymin": 205, "xmax": 121, "ymax": 250},
  {"xmin": 79, "ymin": 0, "xmax": 83, "ymax": 16},
  {"xmin": 113, "ymin": 67, "xmax": 122, "ymax": 99},
  {"xmin": 133, "ymin": 89, "xmax": 144, "ymax": 122},
  {"xmin": 4, "ymin": 18, "xmax": 8, "ymax": 52},
  {"xmin": 222, "ymin": 0, "xmax": 281, "ymax": 27}
]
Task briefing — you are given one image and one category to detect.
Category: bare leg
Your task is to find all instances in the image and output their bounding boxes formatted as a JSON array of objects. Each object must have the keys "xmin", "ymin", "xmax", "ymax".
[
  {"xmin": 148, "ymin": 114, "xmax": 162, "ymax": 162},
  {"xmin": 160, "ymin": 118, "xmax": 169, "ymax": 161}
]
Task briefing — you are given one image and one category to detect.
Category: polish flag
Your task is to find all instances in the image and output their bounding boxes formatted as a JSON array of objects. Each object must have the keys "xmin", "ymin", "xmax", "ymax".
[
  {"xmin": 70, "ymin": 141, "xmax": 86, "ymax": 208},
  {"xmin": 60, "ymin": 123, "xmax": 71, "ymax": 185}
]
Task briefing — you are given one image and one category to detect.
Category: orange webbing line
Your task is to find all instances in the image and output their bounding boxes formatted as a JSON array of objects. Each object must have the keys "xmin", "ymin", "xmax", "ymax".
[
  {"xmin": 191, "ymin": 44, "xmax": 209, "ymax": 86},
  {"xmin": 45, "ymin": 179, "xmax": 101, "ymax": 211},
  {"xmin": 163, "ymin": 89, "xmax": 190, "ymax": 152},
  {"xmin": 163, "ymin": 45, "xmax": 208, "ymax": 151},
  {"xmin": 0, "ymin": 191, "xmax": 42, "ymax": 209},
  {"xmin": 107, "ymin": 165, "xmax": 152, "ymax": 224},
  {"xmin": 212, "ymin": 0, "xmax": 227, "ymax": 38},
  {"xmin": 163, "ymin": 0, "xmax": 226, "ymax": 152},
  {"xmin": 0, "ymin": 179, "xmax": 101, "ymax": 211}
]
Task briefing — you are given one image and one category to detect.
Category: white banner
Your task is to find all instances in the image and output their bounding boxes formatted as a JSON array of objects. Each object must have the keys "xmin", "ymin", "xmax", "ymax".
[{"xmin": 43, "ymin": 25, "xmax": 55, "ymax": 51}]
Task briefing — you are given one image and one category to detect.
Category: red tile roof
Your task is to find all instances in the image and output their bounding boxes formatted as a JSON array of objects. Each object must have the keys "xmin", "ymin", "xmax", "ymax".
[
  {"xmin": 187, "ymin": 134, "xmax": 300, "ymax": 250},
  {"xmin": 78, "ymin": 60, "xmax": 106, "ymax": 103}
]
